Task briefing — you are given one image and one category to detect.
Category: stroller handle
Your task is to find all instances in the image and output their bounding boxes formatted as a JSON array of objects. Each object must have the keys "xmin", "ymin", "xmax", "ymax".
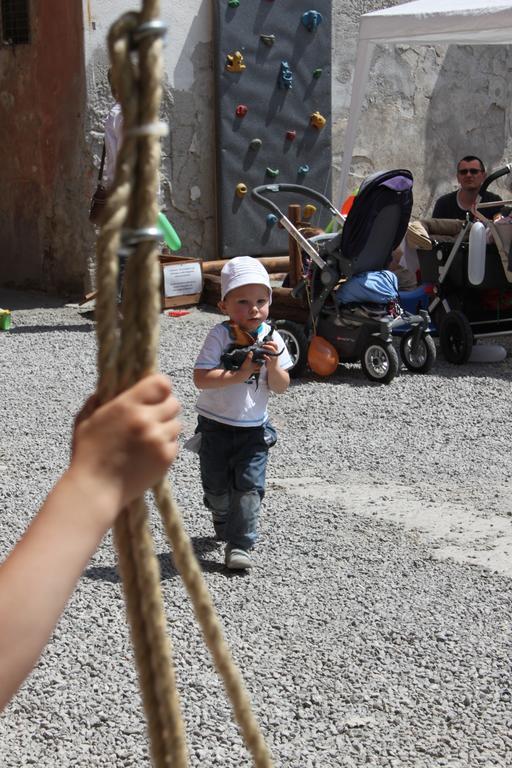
[
  {"xmin": 251, "ymin": 183, "xmax": 343, "ymax": 222},
  {"xmin": 479, "ymin": 164, "xmax": 512, "ymax": 197}
]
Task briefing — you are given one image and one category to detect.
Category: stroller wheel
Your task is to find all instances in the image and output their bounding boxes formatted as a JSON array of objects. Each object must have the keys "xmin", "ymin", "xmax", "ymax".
[
  {"xmin": 400, "ymin": 331, "xmax": 436, "ymax": 374},
  {"xmin": 274, "ymin": 319, "xmax": 309, "ymax": 378},
  {"xmin": 439, "ymin": 310, "xmax": 473, "ymax": 364},
  {"xmin": 360, "ymin": 340, "xmax": 399, "ymax": 384}
]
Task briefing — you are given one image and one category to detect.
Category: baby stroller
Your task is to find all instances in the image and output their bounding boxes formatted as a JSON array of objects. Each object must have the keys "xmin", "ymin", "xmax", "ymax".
[
  {"xmin": 252, "ymin": 169, "xmax": 436, "ymax": 384},
  {"xmin": 412, "ymin": 164, "xmax": 512, "ymax": 364}
]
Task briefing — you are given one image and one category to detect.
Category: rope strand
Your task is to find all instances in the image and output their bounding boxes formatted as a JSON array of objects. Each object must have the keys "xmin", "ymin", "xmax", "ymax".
[{"xmin": 93, "ymin": 2, "xmax": 274, "ymax": 765}]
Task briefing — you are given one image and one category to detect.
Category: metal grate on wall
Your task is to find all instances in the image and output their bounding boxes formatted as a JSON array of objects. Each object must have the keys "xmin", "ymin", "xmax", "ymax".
[{"xmin": 1, "ymin": 0, "xmax": 30, "ymax": 45}]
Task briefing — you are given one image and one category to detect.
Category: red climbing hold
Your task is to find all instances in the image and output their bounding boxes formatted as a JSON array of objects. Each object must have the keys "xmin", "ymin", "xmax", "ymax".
[
  {"xmin": 236, "ymin": 104, "xmax": 248, "ymax": 117},
  {"xmin": 286, "ymin": 130, "xmax": 297, "ymax": 141}
]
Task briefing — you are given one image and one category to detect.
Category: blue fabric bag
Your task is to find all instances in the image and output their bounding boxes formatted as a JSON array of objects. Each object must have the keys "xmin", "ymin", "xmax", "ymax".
[{"xmin": 336, "ymin": 269, "xmax": 398, "ymax": 305}]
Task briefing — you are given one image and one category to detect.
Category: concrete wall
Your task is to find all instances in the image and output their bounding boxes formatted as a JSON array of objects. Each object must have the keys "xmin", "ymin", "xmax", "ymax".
[
  {"xmin": 3, "ymin": 1, "xmax": 512, "ymax": 291},
  {"xmin": 332, "ymin": 0, "xmax": 512, "ymax": 216},
  {"xmin": 85, "ymin": 0, "xmax": 214, "ymax": 273}
]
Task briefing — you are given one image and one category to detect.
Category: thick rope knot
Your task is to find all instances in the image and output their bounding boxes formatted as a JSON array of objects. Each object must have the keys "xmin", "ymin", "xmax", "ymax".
[{"xmin": 94, "ymin": 3, "xmax": 273, "ymax": 767}]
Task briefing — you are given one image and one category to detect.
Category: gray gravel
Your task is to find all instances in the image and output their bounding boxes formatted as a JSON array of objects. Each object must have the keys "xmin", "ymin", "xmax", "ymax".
[{"xmin": 1, "ymin": 288, "xmax": 512, "ymax": 767}]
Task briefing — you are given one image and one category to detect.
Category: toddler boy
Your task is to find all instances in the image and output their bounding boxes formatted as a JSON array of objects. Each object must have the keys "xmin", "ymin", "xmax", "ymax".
[{"xmin": 193, "ymin": 256, "xmax": 292, "ymax": 570}]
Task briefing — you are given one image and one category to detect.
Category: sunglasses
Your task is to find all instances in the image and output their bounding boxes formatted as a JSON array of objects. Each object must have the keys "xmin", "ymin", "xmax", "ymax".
[{"xmin": 457, "ymin": 168, "xmax": 482, "ymax": 176}]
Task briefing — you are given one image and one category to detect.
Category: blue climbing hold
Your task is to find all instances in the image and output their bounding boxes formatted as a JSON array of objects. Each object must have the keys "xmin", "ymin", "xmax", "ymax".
[
  {"xmin": 298, "ymin": 164, "xmax": 310, "ymax": 175},
  {"xmin": 301, "ymin": 10, "xmax": 323, "ymax": 32},
  {"xmin": 267, "ymin": 214, "xmax": 278, "ymax": 225}
]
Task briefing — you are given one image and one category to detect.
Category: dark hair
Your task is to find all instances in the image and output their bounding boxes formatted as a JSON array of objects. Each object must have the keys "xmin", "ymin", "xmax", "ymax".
[{"xmin": 457, "ymin": 155, "xmax": 485, "ymax": 172}]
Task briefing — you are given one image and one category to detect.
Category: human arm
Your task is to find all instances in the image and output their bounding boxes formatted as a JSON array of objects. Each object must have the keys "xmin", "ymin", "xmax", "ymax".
[
  {"xmin": 194, "ymin": 352, "xmax": 261, "ymax": 389},
  {"xmin": 261, "ymin": 340, "xmax": 290, "ymax": 394},
  {"xmin": 432, "ymin": 197, "xmax": 444, "ymax": 219},
  {"xmin": 0, "ymin": 374, "xmax": 181, "ymax": 711}
]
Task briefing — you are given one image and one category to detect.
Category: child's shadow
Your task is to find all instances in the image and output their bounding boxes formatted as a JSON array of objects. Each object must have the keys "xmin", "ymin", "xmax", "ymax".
[{"xmin": 83, "ymin": 536, "xmax": 228, "ymax": 582}]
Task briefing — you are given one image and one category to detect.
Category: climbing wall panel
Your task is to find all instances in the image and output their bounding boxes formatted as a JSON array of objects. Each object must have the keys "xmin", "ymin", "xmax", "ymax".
[{"xmin": 214, "ymin": 0, "xmax": 332, "ymax": 258}]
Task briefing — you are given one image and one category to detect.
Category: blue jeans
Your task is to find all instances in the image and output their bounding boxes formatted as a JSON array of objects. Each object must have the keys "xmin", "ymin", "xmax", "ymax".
[{"xmin": 197, "ymin": 416, "xmax": 277, "ymax": 550}]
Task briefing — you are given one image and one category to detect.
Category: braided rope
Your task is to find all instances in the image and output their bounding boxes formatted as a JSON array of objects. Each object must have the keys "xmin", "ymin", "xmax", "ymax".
[{"xmin": 93, "ymin": 2, "xmax": 274, "ymax": 766}]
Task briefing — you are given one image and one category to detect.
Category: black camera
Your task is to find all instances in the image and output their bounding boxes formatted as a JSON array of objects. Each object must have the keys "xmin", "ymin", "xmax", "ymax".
[{"xmin": 221, "ymin": 342, "xmax": 279, "ymax": 370}]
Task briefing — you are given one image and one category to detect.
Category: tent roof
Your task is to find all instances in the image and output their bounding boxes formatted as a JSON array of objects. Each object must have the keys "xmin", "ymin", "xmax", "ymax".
[{"xmin": 359, "ymin": 0, "xmax": 512, "ymax": 45}]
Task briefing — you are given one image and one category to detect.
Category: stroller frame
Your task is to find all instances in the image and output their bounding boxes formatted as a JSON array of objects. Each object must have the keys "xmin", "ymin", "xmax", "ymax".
[
  {"xmin": 417, "ymin": 164, "xmax": 512, "ymax": 364},
  {"xmin": 252, "ymin": 170, "xmax": 435, "ymax": 384}
]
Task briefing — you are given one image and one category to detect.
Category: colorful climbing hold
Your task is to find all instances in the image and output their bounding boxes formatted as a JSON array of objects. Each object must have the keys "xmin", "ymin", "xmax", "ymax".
[
  {"xmin": 250, "ymin": 138, "xmax": 262, "ymax": 150},
  {"xmin": 310, "ymin": 111, "xmax": 327, "ymax": 129},
  {"xmin": 266, "ymin": 167, "xmax": 280, "ymax": 178},
  {"xmin": 303, "ymin": 204, "xmax": 317, "ymax": 219},
  {"xmin": 285, "ymin": 129, "xmax": 297, "ymax": 141},
  {"xmin": 298, "ymin": 165, "xmax": 310, "ymax": 175},
  {"xmin": 267, "ymin": 214, "xmax": 278, "ymax": 225},
  {"xmin": 279, "ymin": 60, "xmax": 293, "ymax": 90},
  {"xmin": 312, "ymin": 68, "xmax": 323, "ymax": 79},
  {"xmin": 301, "ymin": 10, "xmax": 323, "ymax": 32},
  {"xmin": 225, "ymin": 51, "xmax": 246, "ymax": 73},
  {"xmin": 260, "ymin": 34, "xmax": 275, "ymax": 47},
  {"xmin": 235, "ymin": 104, "xmax": 248, "ymax": 117},
  {"xmin": 236, "ymin": 183, "xmax": 248, "ymax": 198},
  {"xmin": 228, "ymin": 0, "xmax": 240, "ymax": 6}
]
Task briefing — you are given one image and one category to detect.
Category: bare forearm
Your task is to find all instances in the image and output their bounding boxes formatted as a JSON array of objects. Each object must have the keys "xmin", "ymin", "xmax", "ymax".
[
  {"xmin": 0, "ymin": 471, "xmax": 116, "ymax": 709},
  {"xmin": 267, "ymin": 366, "xmax": 290, "ymax": 394},
  {"xmin": 194, "ymin": 368, "xmax": 249, "ymax": 389}
]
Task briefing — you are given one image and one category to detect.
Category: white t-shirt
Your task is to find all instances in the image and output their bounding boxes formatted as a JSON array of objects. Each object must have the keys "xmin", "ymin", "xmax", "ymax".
[{"xmin": 194, "ymin": 321, "xmax": 292, "ymax": 427}]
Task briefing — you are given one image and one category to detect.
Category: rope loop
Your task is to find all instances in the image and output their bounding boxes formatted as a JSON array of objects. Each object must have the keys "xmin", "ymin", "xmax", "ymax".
[{"xmin": 94, "ymin": 2, "xmax": 274, "ymax": 766}]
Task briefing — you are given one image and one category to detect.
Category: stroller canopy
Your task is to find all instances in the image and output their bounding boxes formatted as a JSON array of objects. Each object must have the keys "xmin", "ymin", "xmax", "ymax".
[{"xmin": 326, "ymin": 169, "xmax": 413, "ymax": 276}]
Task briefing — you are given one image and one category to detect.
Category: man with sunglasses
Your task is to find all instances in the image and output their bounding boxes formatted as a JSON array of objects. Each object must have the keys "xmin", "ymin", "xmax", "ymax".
[{"xmin": 432, "ymin": 155, "xmax": 502, "ymax": 220}]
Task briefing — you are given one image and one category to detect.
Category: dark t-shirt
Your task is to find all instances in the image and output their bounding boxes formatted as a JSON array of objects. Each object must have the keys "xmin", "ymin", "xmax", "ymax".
[{"xmin": 432, "ymin": 190, "xmax": 502, "ymax": 220}]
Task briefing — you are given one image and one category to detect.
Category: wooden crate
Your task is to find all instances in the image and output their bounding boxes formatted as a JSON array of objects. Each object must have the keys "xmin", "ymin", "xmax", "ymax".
[{"xmin": 160, "ymin": 254, "xmax": 203, "ymax": 309}]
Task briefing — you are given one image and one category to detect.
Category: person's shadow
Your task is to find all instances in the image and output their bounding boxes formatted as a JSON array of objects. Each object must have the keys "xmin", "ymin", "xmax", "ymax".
[{"xmin": 84, "ymin": 536, "xmax": 235, "ymax": 582}]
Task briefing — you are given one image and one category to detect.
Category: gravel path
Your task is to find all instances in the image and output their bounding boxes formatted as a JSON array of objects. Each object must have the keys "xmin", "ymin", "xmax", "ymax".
[{"xmin": 1, "ymin": 288, "xmax": 512, "ymax": 767}]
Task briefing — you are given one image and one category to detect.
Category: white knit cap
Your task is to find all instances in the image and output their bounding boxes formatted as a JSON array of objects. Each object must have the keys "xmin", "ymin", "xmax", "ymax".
[{"xmin": 220, "ymin": 256, "xmax": 272, "ymax": 301}]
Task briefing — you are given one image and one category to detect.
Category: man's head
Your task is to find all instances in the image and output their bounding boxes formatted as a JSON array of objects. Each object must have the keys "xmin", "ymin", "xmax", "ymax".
[
  {"xmin": 456, "ymin": 155, "xmax": 486, "ymax": 193},
  {"xmin": 219, "ymin": 256, "xmax": 271, "ymax": 331}
]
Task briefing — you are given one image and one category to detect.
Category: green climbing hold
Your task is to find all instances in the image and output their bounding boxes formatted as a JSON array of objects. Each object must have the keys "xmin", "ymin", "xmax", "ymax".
[
  {"xmin": 266, "ymin": 167, "xmax": 280, "ymax": 178},
  {"xmin": 228, "ymin": 0, "xmax": 240, "ymax": 7},
  {"xmin": 313, "ymin": 68, "xmax": 323, "ymax": 79}
]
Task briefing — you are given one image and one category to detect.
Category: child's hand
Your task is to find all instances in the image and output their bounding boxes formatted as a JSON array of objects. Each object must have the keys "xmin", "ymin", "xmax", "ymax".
[
  {"xmin": 239, "ymin": 351, "xmax": 263, "ymax": 377},
  {"xmin": 69, "ymin": 374, "xmax": 181, "ymax": 519},
  {"xmin": 261, "ymin": 340, "xmax": 280, "ymax": 369}
]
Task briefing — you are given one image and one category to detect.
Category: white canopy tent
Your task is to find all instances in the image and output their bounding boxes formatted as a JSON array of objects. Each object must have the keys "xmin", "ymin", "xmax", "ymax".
[{"xmin": 337, "ymin": 0, "xmax": 512, "ymax": 207}]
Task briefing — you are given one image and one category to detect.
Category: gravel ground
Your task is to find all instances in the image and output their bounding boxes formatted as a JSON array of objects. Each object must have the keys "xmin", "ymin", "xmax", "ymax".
[{"xmin": 1, "ymin": 288, "xmax": 512, "ymax": 767}]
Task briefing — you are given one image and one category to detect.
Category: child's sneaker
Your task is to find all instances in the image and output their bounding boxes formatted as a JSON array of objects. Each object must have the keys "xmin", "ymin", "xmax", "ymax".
[{"xmin": 225, "ymin": 546, "xmax": 251, "ymax": 570}]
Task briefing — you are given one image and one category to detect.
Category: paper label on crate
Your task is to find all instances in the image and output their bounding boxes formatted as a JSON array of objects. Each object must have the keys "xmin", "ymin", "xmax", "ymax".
[{"xmin": 163, "ymin": 262, "xmax": 202, "ymax": 297}]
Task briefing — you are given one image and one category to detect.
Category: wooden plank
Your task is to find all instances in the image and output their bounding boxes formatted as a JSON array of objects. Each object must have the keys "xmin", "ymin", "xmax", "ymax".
[{"xmin": 201, "ymin": 256, "xmax": 290, "ymax": 274}]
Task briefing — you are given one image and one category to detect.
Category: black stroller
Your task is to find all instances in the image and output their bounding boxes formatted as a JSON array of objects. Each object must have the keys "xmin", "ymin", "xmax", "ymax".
[
  {"xmin": 416, "ymin": 164, "xmax": 512, "ymax": 364},
  {"xmin": 252, "ymin": 169, "xmax": 435, "ymax": 384}
]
